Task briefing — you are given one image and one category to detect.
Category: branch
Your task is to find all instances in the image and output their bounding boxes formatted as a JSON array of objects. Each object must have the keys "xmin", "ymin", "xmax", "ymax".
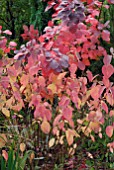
[{"xmin": 0, "ymin": 16, "xmax": 11, "ymax": 27}]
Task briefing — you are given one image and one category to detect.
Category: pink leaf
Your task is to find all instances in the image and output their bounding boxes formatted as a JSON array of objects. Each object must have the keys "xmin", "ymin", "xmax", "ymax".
[
  {"xmin": 101, "ymin": 101, "xmax": 108, "ymax": 114},
  {"xmin": 69, "ymin": 63, "xmax": 77, "ymax": 78},
  {"xmin": 103, "ymin": 76, "xmax": 110, "ymax": 88},
  {"xmin": 59, "ymin": 96, "xmax": 70, "ymax": 108},
  {"xmin": 78, "ymin": 61, "xmax": 85, "ymax": 70},
  {"xmin": 103, "ymin": 55, "xmax": 112, "ymax": 65},
  {"xmin": 9, "ymin": 41, "xmax": 17, "ymax": 47},
  {"xmin": 87, "ymin": 70, "xmax": 93, "ymax": 82},
  {"xmin": 62, "ymin": 106, "xmax": 73, "ymax": 121},
  {"xmin": 106, "ymin": 93, "xmax": 114, "ymax": 106},
  {"xmin": 108, "ymin": 0, "xmax": 114, "ymax": 4},
  {"xmin": 109, "ymin": 110, "xmax": 114, "ymax": 117},
  {"xmin": 102, "ymin": 30, "xmax": 110, "ymax": 42},
  {"xmin": 53, "ymin": 114, "xmax": 62, "ymax": 126},
  {"xmin": 29, "ymin": 65, "xmax": 39, "ymax": 75},
  {"xmin": 106, "ymin": 126, "xmax": 113, "ymax": 138},
  {"xmin": 90, "ymin": 85, "xmax": 101, "ymax": 100},
  {"xmin": 102, "ymin": 64, "xmax": 114, "ymax": 78},
  {"xmin": 2, "ymin": 150, "xmax": 8, "ymax": 161},
  {"xmin": 3, "ymin": 30, "xmax": 12, "ymax": 35}
]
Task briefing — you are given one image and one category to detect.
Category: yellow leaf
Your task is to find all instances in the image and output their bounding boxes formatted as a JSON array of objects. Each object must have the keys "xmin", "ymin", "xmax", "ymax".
[
  {"xmin": 20, "ymin": 143, "xmax": 26, "ymax": 152},
  {"xmin": 41, "ymin": 120, "xmax": 51, "ymax": 134},
  {"xmin": 0, "ymin": 95, "xmax": 6, "ymax": 108},
  {"xmin": 89, "ymin": 122, "xmax": 100, "ymax": 133},
  {"xmin": 6, "ymin": 97, "xmax": 14, "ymax": 108},
  {"xmin": 47, "ymin": 84, "xmax": 57, "ymax": 94},
  {"xmin": 68, "ymin": 147, "xmax": 75, "ymax": 155},
  {"xmin": 2, "ymin": 108, "xmax": 10, "ymax": 117},
  {"xmin": 0, "ymin": 134, "xmax": 7, "ymax": 148},
  {"xmin": 48, "ymin": 138, "xmax": 55, "ymax": 148},
  {"xmin": 73, "ymin": 143, "xmax": 77, "ymax": 149},
  {"xmin": 59, "ymin": 135, "xmax": 64, "ymax": 145},
  {"xmin": 20, "ymin": 85, "xmax": 25, "ymax": 93}
]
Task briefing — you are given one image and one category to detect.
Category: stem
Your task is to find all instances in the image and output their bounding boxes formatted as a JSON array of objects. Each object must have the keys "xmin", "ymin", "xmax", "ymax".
[{"xmin": 98, "ymin": 1, "xmax": 105, "ymax": 21}]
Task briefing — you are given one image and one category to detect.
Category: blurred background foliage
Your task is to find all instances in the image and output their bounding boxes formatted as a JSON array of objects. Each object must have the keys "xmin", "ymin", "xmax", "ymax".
[{"xmin": 0, "ymin": 0, "xmax": 52, "ymax": 40}]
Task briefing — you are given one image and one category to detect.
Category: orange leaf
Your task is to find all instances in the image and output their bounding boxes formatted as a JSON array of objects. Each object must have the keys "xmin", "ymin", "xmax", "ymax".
[
  {"xmin": 106, "ymin": 93, "xmax": 114, "ymax": 106},
  {"xmin": 0, "ymin": 134, "xmax": 7, "ymax": 148},
  {"xmin": 66, "ymin": 129, "xmax": 74, "ymax": 146},
  {"xmin": 41, "ymin": 120, "xmax": 51, "ymax": 134},
  {"xmin": 90, "ymin": 85, "xmax": 101, "ymax": 100},
  {"xmin": 65, "ymin": 129, "xmax": 79, "ymax": 146}
]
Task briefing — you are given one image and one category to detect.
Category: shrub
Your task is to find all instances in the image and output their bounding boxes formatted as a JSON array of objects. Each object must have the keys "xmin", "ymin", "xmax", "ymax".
[{"xmin": 0, "ymin": 0, "xmax": 114, "ymax": 156}]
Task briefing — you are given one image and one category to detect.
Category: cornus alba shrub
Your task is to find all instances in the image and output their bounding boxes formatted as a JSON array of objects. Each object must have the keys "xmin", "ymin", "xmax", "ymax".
[{"xmin": 0, "ymin": 0, "xmax": 114, "ymax": 153}]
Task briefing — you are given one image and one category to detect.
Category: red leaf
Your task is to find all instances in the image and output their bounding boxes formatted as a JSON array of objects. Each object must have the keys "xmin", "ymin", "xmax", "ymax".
[
  {"xmin": 87, "ymin": 0, "xmax": 93, "ymax": 4},
  {"xmin": 4, "ymin": 48, "xmax": 10, "ymax": 53},
  {"xmin": 38, "ymin": 36, "xmax": 44, "ymax": 43}
]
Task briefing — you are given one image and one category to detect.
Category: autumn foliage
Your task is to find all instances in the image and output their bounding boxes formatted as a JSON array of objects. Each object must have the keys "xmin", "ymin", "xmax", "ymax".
[{"xmin": 0, "ymin": 0, "xmax": 114, "ymax": 154}]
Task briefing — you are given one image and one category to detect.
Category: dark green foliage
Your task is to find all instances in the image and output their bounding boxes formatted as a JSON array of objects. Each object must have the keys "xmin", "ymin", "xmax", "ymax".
[
  {"xmin": 0, "ymin": 0, "xmax": 30, "ymax": 39},
  {"xmin": 29, "ymin": 0, "xmax": 52, "ymax": 34},
  {"xmin": 101, "ymin": 3, "xmax": 114, "ymax": 46},
  {"xmin": 0, "ymin": 0, "xmax": 52, "ymax": 42},
  {"xmin": 89, "ymin": 2, "xmax": 114, "ymax": 78}
]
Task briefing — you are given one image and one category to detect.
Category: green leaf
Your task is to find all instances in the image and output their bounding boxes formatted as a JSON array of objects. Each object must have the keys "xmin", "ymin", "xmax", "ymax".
[
  {"xmin": 1, "ymin": 156, "xmax": 6, "ymax": 170},
  {"xmin": 18, "ymin": 150, "xmax": 32, "ymax": 170}
]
